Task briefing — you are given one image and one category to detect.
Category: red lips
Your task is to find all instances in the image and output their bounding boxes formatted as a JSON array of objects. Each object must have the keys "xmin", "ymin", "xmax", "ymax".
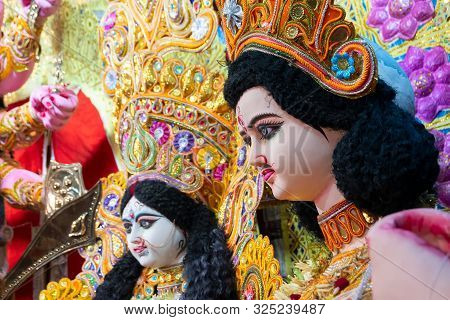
[
  {"xmin": 133, "ymin": 246, "xmax": 147, "ymax": 254},
  {"xmin": 261, "ymin": 168, "xmax": 275, "ymax": 183}
]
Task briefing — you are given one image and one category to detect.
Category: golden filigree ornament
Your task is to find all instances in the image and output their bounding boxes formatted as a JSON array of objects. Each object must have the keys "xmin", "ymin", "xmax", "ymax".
[
  {"xmin": 99, "ymin": 0, "xmax": 238, "ymax": 213},
  {"xmin": 218, "ymin": 143, "xmax": 264, "ymax": 256},
  {"xmin": 39, "ymin": 278, "xmax": 92, "ymax": 300},
  {"xmin": 0, "ymin": 2, "xmax": 42, "ymax": 81},
  {"xmin": 1, "ymin": 177, "xmax": 43, "ymax": 211},
  {"xmin": 133, "ymin": 264, "xmax": 186, "ymax": 300},
  {"xmin": 0, "ymin": 155, "xmax": 43, "ymax": 211},
  {"xmin": 0, "ymin": 102, "xmax": 45, "ymax": 151},
  {"xmin": 215, "ymin": 0, "xmax": 378, "ymax": 98},
  {"xmin": 236, "ymin": 235, "xmax": 283, "ymax": 300}
]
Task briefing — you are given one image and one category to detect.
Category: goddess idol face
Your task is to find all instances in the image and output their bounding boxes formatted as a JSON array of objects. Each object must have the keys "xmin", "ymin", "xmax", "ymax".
[
  {"xmin": 236, "ymin": 87, "xmax": 344, "ymax": 202},
  {"xmin": 122, "ymin": 196, "xmax": 187, "ymax": 269}
]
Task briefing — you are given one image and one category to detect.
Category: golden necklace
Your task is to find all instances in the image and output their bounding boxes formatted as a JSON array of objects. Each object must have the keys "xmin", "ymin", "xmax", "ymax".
[
  {"xmin": 299, "ymin": 245, "xmax": 371, "ymax": 300},
  {"xmin": 318, "ymin": 200, "xmax": 374, "ymax": 252},
  {"xmin": 276, "ymin": 200, "xmax": 375, "ymax": 300},
  {"xmin": 133, "ymin": 264, "xmax": 186, "ymax": 300}
]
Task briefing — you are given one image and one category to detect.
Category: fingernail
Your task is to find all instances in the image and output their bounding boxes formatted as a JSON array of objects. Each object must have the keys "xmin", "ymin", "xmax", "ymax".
[
  {"xmin": 45, "ymin": 102, "xmax": 52, "ymax": 107},
  {"xmin": 50, "ymin": 96, "xmax": 55, "ymax": 102}
]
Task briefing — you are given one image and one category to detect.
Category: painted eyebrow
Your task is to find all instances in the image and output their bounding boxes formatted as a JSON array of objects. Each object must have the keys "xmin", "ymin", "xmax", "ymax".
[
  {"xmin": 135, "ymin": 212, "xmax": 162, "ymax": 221},
  {"xmin": 122, "ymin": 218, "xmax": 132, "ymax": 223},
  {"xmin": 247, "ymin": 113, "xmax": 282, "ymax": 129}
]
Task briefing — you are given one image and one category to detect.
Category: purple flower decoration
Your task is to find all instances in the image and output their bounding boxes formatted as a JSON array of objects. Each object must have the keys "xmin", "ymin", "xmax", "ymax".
[
  {"xmin": 213, "ymin": 163, "xmax": 228, "ymax": 181},
  {"xmin": 149, "ymin": 121, "xmax": 170, "ymax": 145},
  {"xmin": 367, "ymin": 0, "xmax": 435, "ymax": 42},
  {"xmin": 103, "ymin": 193, "xmax": 120, "ymax": 214},
  {"xmin": 399, "ymin": 46, "xmax": 449, "ymax": 123},
  {"xmin": 173, "ymin": 131, "xmax": 195, "ymax": 153},
  {"xmin": 102, "ymin": 11, "xmax": 117, "ymax": 32},
  {"xmin": 237, "ymin": 146, "xmax": 247, "ymax": 167}
]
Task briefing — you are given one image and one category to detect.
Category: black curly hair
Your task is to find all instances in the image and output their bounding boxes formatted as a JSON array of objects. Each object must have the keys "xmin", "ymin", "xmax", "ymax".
[
  {"xmin": 224, "ymin": 50, "xmax": 439, "ymax": 221},
  {"xmin": 94, "ymin": 180, "xmax": 237, "ymax": 300}
]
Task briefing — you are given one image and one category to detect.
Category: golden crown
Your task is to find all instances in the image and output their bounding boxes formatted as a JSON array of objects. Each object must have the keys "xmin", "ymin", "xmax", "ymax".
[
  {"xmin": 99, "ymin": 0, "xmax": 240, "ymax": 212},
  {"xmin": 215, "ymin": 0, "xmax": 378, "ymax": 98}
]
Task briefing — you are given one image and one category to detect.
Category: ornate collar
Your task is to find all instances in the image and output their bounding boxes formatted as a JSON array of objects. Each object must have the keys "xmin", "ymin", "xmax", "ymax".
[
  {"xmin": 133, "ymin": 264, "xmax": 186, "ymax": 300},
  {"xmin": 318, "ymin": 200, "xmax": 374, "ymax": 252}
]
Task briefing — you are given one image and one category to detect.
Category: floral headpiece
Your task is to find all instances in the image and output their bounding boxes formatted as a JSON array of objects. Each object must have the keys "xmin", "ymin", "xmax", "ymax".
[{"xmin": 216, "ymin": 0, "xmax": 379, "ymax": 98}]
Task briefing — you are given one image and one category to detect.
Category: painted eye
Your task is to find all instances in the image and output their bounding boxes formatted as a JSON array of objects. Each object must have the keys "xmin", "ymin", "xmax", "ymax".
[
  {"xmin": 258, "ymin": 123, "xmax": 283, "ymax": 140},
  {"xmin": 139, "ymin": 219, "xmax": 155, "ymax": 229},
  {"xmin": 123, "ymin": 223, "xmax": 132, "ymax": 234},
  {"xmin": 260, "ymin": 126, "xmax": 273, "ymax": 137}
]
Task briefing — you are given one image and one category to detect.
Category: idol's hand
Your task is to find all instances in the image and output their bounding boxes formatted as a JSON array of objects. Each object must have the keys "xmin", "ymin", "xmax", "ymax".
[
  {"xmin": 30, "ymin": 85, "xmax": 78, "ymax": 130},
  {"xmin": 368, "ymin": 209, "xmax": 450, "ymax": 300},
  {"xmin": 1, "ymin": 167, "xmax": 42, "ymax": 189}
]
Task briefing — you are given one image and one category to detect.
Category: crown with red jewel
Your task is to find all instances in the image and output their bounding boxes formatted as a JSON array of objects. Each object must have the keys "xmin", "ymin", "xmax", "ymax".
[{"xmin": 216, "ymin": 0, "xmax": 378, "ymax": 98}]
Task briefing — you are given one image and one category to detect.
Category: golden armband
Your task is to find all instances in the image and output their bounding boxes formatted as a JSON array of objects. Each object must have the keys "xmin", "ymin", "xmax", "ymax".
[
  {"xmin": 0, "ymin": 158, "xmax": 43, "ymax": 211},
  {"xmin": 0, "ymin": 102, "xmax": 45, "ymax": 151},
  {"xmin": 0, "ymin": 3, "xmax": 42, "ymax": 80}
]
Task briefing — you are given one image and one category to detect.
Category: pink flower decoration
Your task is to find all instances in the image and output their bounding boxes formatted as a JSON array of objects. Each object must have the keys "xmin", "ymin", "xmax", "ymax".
[
  {"xmin": 399, "ymin": 46, "xmax": 449, "ymax": 123},
  {"xmin": 149, "ymin": 121, "xmax": 170, "ymax": 145},
  {"xmin": 102, "ymin": 11, "xmax": 117, "ymax": 31},
  {"xmin": 213, "ymin": 163, "xmax": 228, "ymax": 181},
  {"xmin": 367, "ymin": 0, "xmax": 435, "ymax": 42}
]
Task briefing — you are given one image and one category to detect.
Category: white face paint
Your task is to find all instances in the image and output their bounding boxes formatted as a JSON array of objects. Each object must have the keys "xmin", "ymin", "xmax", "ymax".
[{"xmin": 122, "ymin": 196, "xmax": 187, "ymax": 269}]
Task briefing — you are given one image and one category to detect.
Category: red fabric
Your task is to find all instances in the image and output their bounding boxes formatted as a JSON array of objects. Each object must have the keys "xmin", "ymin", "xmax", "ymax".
[{"xmin": 5, "ymin": 91, "xmax": 118, "ymax": 298}]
